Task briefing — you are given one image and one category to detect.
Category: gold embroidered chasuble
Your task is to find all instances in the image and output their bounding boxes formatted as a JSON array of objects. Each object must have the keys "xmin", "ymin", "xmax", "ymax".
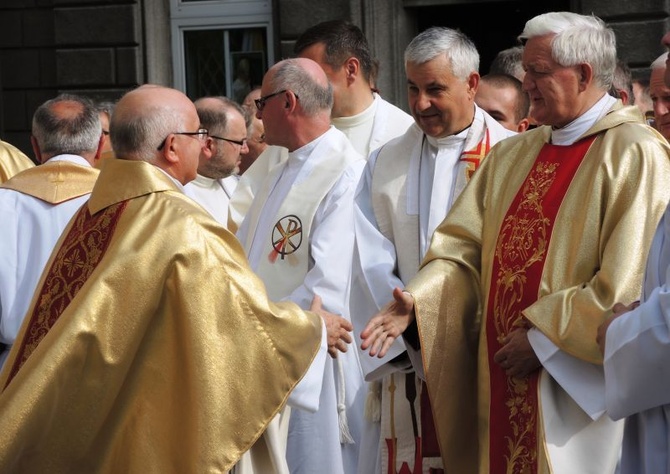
[
  {"xmin": 0, "ymin": 140, "xmax": 34, "ymax": 184},
  {"xmin": 405, "ymin": 104, "xmax": 670, "ymax": 473},
  {"xmin": 0, "ymin": 159, "xmax": 322, "ymax": 473},
  {"xmin": 1, "ymin": 159, "xmax": 99, "ymax": 203}
]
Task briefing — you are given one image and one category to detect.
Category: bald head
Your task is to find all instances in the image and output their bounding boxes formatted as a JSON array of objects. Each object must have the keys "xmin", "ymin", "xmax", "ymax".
[
  {"xmin": 258, "ymin": 58, "xmax": 333, "ymax": 151},
  {"xmin": 31, "ymin": 93, "xmax": 102, "ymax": 164},
  {"xmin": 111, "ymin": 85, "xmax": 203, "ymax": 183}
]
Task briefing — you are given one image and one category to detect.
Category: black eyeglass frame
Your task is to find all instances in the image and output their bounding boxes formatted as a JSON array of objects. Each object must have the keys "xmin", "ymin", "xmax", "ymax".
[
  {"xmin": 157, "ymin": 128, "xmax": 209, "ymax": 151},
  {"xmin": 254, "ymin": 90, "xmax": 299, "ymax": 111},
  {"xmin": 210, "ymin": 135, "xmax": 248, "ymax": 147}
]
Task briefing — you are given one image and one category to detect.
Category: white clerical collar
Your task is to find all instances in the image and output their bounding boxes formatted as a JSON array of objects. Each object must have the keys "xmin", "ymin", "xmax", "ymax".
[
  {"xmin": 156, "ymin": 167, "xmax": 185, "ymax": 191},
  {"xmin": 288, "ymin": 126, "xmax": 332, "ymax": 162},
  {"xmin": 47, "ymin": 154, "xmax": 91, "ymax": 167},
  {"xmin": 331, "ymin": 93, "xmax": 378, "ymax": 129},
  {"xmin": 425, "ymin": 126, "xmax": 469, "ymax": 150},
  {"xmin": 192, "ymin": 173, "xmax": 218, "ymax": 189},
  {"xmin": 551, "ymin": 94, "xmax": 616, "ymax": 146}
]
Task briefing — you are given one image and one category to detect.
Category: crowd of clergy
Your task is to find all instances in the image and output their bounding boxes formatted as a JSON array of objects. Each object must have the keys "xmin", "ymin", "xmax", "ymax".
[{"xmin": 1, "ymin": 9, "xmax": 670, "ymax": 474}]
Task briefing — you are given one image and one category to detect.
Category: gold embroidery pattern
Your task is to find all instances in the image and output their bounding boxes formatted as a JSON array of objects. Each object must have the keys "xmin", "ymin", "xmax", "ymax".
[
  {"xmin": 493, "ymin": 161, "xmax": 559, "ymax": 473},
  {"xmin": 6, "ymin": 202, "xmax": 127, "ymax": 387}
]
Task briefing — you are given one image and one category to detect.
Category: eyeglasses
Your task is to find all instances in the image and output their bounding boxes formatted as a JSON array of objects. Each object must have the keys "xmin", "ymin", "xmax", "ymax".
[
  {"xmin": 255, "ymin": 90, "xmax": 299, "ymax": 111},
  {"xmin": 157, "ymin": 128, "xmax": 208, "ymax": 151},
  {"xmin": 210, "ymin": 135, "xmax": 248, "ymax": 147}
]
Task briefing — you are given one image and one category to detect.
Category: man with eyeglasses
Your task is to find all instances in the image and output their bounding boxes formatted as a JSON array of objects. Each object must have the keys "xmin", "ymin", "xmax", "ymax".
[
  {"xmin": 184, "ymin": 96, "xmax": 248, "ymax": 226},
  {"xmin": 228, "ymin": 20, "xmax": 413, "ymax": 234},
  {"xmin": 235, "ymin": 57, "xmax": 367, "ymax": 474},
  {"xmin": 0, "ymin": 84, "xmax": 354, "ymax": 473}
]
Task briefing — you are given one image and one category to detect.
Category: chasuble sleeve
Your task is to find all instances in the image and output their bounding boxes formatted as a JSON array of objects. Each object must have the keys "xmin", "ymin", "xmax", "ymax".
[
  {"xmin": 0, "ymin": 192, "xmax": 323, "ymax": 473},
  {"xmin": 523, "ymin": 129, "xmax": 670, "ymax": 365}
]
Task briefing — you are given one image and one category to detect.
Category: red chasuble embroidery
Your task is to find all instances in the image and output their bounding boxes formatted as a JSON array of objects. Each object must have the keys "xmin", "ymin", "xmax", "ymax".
[
  {"xmin": 5, "ymin": 201, "xmax": 128, "ymax": 388},
  {"xmin": 485, "ymin": 136, "xmax": 596, "ymax": 473}
]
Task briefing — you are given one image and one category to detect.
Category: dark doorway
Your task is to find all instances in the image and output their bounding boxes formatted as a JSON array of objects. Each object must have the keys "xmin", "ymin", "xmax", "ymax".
[{"xmin": 413, "ymin": 0, "xmax": 571, "ymax": 74}]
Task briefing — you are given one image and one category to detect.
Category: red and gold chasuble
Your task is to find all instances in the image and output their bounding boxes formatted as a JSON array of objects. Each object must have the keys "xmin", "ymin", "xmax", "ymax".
[
  {"xmin": 485, "ymin": 136, "xmax": 596, "ymax": 473},
  {"xmin": 5, "ymin": 201, "xmax": 128, "ymax": 388}
]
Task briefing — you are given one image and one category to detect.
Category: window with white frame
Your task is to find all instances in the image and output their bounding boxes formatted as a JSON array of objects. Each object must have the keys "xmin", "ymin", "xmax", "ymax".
[{"xmin": 170, "ymin": 0, "xmax": 274, "ymax": 103}]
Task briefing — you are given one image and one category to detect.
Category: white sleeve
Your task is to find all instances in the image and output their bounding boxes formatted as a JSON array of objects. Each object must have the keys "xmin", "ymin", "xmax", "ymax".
[
  {"xmin": 287, "ymin": 322, "xmax": 328, "ymax": 412},
  {"xmin": 350, "ymin": 154, "xmax": 408, "ymax": 381},
  {"xmin": 604, "ymin": 282, "xmax": 670, "ymax": 420},
  {"xmin": 527, "ymin": 328, "xmax": 606, "ymax": 420}
]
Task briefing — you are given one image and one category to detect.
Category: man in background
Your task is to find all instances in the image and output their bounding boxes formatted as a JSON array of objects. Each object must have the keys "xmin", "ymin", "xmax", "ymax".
[
  {"xmin": 0, "ymin": 94, "xmax": 102, "ymax": 367},
  {"xmin": 184, "ymin": 96, "xmax": 246, "ymax": 225},
  {"xmin": 476, "ymin": 73, "xmax": 530, "ymax": 132}
]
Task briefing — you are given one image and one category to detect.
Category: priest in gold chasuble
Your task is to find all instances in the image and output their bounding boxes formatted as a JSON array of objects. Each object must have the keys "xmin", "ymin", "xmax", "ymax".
[
  {"xmin": 361, "ymin": 12, "xmax": 670, "ymax": 474},
  {"xmin": 0, "ymin": 86, "xmax": 331, "ymax": 473},
  {"xmin": 0, "ymin": 139, "xmax": 33, "ymax": 183}
]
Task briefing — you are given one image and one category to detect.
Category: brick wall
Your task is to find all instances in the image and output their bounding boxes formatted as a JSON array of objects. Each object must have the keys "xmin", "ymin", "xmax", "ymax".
[{"xmin": 0, "ymin": 0, "xmax": 143, "ymax": 156}]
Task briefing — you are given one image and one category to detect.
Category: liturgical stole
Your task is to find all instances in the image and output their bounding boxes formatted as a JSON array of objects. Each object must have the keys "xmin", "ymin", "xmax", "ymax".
[{"xmin": 485, "ymin": 136, "xmax": 597, "ymax": 474}]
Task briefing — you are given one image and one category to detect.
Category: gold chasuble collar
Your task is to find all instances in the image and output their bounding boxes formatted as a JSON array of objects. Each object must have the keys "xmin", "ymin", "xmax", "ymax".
[{"xmin": 1, "ymin": 160, "xmax": 99, "ymax": 204}]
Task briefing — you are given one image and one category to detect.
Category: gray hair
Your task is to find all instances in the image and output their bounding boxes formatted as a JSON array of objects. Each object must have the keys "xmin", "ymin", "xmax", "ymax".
[
  {"xmin": 651, "ymin": 53, "xmax": 668, "ymax": 70},
  {"xmin": 271, "ymin": 59, "xmax": 333, "ymax": 116},
  {"xmin": 31, "ymin": 94, "xmax": 101, "ymax": 156},
  {"xmin": 404, "ymin": 27, "xmax": 479, "ymax": 81},
  {"xmin": 519, "ymin": 12, "xmax": 616, "ymax": 90},
  {"xmin": 110, "ymin": 93, "xmax": 189, "ymax": 162},
  {"xmin": 195, "ymin": 96, "xmax": 246, "ymax": 136}
]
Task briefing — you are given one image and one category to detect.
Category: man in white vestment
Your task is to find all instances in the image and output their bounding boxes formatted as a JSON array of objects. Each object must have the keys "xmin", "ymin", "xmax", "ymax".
[
  {"xmin": 184, "ymin": 96, "xmax": 246, "ymax": 225},
  {"xmin": 350, "ymin": 27, "xmax": 514, "ymax": 473},
  {"xmin": 598, "ymin": 32, "xmax": 670, "ymax": 474},
  {"xmin": 236, "ymin": 57, "xmax": 366, "ymax": 474},
  {"xmin": 227, "ymin": 20, "xmax": 413, "ymax": 232},
  {"xmin": 0, "ymin": 94, "xmax": 102, "ymax": 367}
]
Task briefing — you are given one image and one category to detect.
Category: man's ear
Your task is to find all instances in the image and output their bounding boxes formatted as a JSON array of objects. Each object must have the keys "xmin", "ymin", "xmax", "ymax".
[
  {"xmin": 344, "ymin": 57, "xmax": 360, "ymax": 85},
  {"xmin": 467, "ymin": 72, "xmax": 480, "ymax": 99},
  {"xmin": 30, "ymin": 135, "xmax": 43, "ymax": 164},
  {"xmin": 577, "ymin": 63, "xmax": 593, "ymax": 91}
]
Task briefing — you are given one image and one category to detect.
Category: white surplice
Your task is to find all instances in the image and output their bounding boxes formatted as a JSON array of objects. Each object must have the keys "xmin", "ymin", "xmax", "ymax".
[
  {"xmin": 350, "ymin": 106, "xmax": 516, "ymax": 473},
  {"xmin": 0, "ymin": 154, "xmax": 94, "ymax": 367},
  {"xmin": 605, "ymin": 207, "xmax": 670, "ymax": 473},
  {"xmin": 228, "ymin": 94, "xmax": 413, "ymax": 232},
  {"xmin": 237, "ymin": 127, "xmax": 367, "ymax": 474},
  {"xmin": 184, "ymin": 174, "xmax": 238, "ymax": 226}
]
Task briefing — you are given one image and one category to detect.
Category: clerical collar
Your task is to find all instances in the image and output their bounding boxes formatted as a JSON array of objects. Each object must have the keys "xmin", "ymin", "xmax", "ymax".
[
  {"xmin": 156, "ymin": 167, "xmax": 185, "ymax": 191},
  {"xmin": 332, "ymin": 93, "xmax": 378, "ymax": 129},
  {"xmin": 47, "ymin": 154, "xmax": 92, "ymax": 167},
  {"xmin": 425, "ymin": 126, "xmax": 469, "ymax": 149},
  {"xmin": 192, "ymin": 173, "xmax": 218, "ymax": 188},
  {"xmin": 551, "ymin": 93, "xmax": 616, "ymax": 146},
  {"xmin": 288, "ymin": 126, "xmax": 331, "ymax": 162}
]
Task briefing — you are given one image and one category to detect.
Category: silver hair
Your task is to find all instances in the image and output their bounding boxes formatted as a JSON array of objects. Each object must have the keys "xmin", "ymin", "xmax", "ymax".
[
  {"xmin": 404, "ymin": 27, "xmax": 479, "ymax": 81},
  {"xmin": 519, "ymin": 12, "xmax": 616, "ymax": 90},
  {"xmin": 651, "ymin": 53, "xmax": 668, "ymax": 70},
  {"xmin": 271, "ymin": 59, "xmax": 333, "ymax": 116},
  {"xmin": 31, "ymin": 94, "xmax": 101, "ymax": 156},
  {"xmin": 110, "ymin": 94, "xmax": 189, "ymax": 162}
]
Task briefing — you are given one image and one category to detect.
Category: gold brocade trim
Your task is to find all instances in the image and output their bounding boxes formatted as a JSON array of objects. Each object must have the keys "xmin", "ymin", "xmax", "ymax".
[
  {"xmin": 493, "ymin": 161, "xmax": 559, "ymax": 472},
  {"xmin": 5, "ymin": 201, "xmax": 128, "ymax": 387}
]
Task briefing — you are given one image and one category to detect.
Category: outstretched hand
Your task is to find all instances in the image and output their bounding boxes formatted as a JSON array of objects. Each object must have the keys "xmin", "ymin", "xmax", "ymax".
[
  {"xmin": 360, "ymin": 287, "xmax": 415, "ymax": 358},
  {"xmin": 310, "ymin": 295, "xmax": 353, "ymax": 358}
]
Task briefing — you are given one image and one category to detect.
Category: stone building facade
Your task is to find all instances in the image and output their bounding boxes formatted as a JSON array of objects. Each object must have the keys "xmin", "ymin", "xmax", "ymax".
[{"xmin": 1, "ymin": 0, "xmax": 668, "ymax": 156}]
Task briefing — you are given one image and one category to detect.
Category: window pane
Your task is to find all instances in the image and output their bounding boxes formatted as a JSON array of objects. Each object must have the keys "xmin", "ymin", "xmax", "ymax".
[
  {"xmin": 230, "ymin": 28, "xmax": 267, "ymax": 103},
  {"xmin": 184, "ymin": 29, "xmax": 227, "ymax": 99}
]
